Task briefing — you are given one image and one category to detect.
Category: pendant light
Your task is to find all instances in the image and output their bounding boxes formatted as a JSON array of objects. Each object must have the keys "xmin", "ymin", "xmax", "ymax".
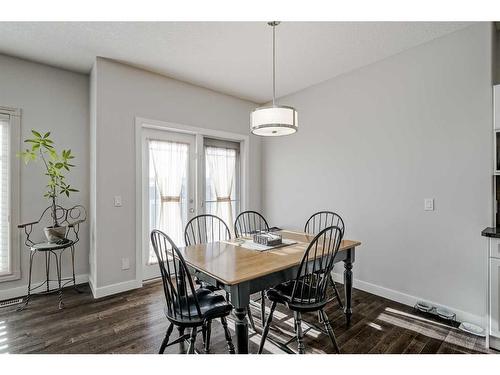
[{"xmin": 251, "ymin": 21, "xmax": 298, "ymax": 137}]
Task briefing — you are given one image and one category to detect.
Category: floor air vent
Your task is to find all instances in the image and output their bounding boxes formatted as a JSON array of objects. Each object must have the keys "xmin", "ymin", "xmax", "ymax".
[{"xmin": 0, "ymin": 298, "xmax": 23, "ymax": 308}]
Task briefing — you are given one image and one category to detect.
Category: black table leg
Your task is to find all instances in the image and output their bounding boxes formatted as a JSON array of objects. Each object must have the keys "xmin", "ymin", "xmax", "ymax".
[
  {"xmin": 343, "ymin": 249, "xmax": 353, "ymax": 326},
  {"xmin": 234, "ymin": 307, "xmax": 249, "ymax": 354}
]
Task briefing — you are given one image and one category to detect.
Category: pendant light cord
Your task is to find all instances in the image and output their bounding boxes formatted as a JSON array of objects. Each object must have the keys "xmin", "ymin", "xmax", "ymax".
[{"xmin": 272, "ymin": 22, "xmax": 276, "ymax": 106}]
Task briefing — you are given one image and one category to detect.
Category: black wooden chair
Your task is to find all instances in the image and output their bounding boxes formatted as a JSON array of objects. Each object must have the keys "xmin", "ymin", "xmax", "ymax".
[
  {"xmin": 184, "ymin": 214, "xmax": 256, "ymax": 351},
  {"xmin": 234, "ymin": 210, "xmax": 270, "ymax": 238},
  {"xmin": 258, "ymin": 226, "xmax": 343, "ymax": 354},
  {"xmin": 304, "ymin": 211, "xmax": 345, "ymax": 310},
  {"xmin": 234, "ymin": 210, "xmax": 269, "ymax": 325},
  {"xmin": 151, "ymin": 229, "xmax": 235, "ymax": 354},
  {"xmin": 185, "ymin": 214, "xmax": 232, "ymax": 247}
]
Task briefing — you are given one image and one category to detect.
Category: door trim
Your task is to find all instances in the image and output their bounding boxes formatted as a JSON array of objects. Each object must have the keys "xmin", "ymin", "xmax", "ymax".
[{"xmin": 134, "ymin": 116, "xmax": 250, "ymax": 287}]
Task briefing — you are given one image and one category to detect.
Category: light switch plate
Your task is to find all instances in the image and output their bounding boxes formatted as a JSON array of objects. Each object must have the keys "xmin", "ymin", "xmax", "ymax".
[
  {"xmin": 114, "ymin": 195, "xmax": 122, "ymax": 207},
  {"xmin": 424, "ymin": 198, "xmax": 434, "ymax": 211},
  {"xmin": 121, "ymin": 257, "xmax": 130, "ymax": 270}
]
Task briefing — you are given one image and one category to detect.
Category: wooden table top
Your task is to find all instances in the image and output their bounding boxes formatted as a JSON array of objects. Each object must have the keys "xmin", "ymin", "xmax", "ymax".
[{"xmin": 178, "ymin": 230, "xmax": 361, "ymax": 286}]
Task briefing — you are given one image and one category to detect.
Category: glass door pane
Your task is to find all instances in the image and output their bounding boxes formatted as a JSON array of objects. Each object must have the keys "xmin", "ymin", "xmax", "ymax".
[
  {"xmin": 142, "ymin": 129, "xmax": 195, "ymax": 280},
  {"xmin": 204, "ymin": 139, "xmax": 240, "ymax": 233},
  {"xmin": 148, "ymin": 140, "xmax": 188, "ymax": 264}
]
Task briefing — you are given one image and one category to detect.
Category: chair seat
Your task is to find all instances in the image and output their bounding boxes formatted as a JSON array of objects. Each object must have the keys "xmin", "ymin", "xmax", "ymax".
[
  {"xmin": 267, "ymin": 280, "xmax": 328, "ymax": 312},
  {"xmin": 30, "ymin": 240, "xmax": 74, "ymax": 251},
  {"xmin": 195, "ymin": 280, "xmax": 219, "ymax": 293},
  {"xmin": 167, "ymin": 288, "xmax": 232, "ymax": 323}
]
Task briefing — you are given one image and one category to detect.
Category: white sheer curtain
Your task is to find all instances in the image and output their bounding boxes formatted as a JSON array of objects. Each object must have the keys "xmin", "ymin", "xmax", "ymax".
[
  {"xmin": 205, "ymin": 146, "xmax": 236, "ymax": 230},
  {"xmin": 149, "ymin": 140, "xmax": 188, "ymax": 263},
  {"xmin": 0, "ymin": 115, "xmax": 9, "ymax": 275}
]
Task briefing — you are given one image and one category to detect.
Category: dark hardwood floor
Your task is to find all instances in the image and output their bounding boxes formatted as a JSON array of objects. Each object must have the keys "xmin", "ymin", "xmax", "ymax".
[{"xmin": 0, "ymin": 281, "xmax": 493, "ymax": 354}]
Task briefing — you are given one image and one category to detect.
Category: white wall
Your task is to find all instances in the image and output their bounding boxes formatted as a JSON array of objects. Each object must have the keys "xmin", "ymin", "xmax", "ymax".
[
  {"xmin": 0, "ymin": 54, "xmax": 89, "ymax": 298},
  {"xmin": 91, "ymin": 58, "xmax": 260, "ymax": 293},
  {"xmin": 262, "ymin": 23, "xmax": 493, "ymax": 324}
]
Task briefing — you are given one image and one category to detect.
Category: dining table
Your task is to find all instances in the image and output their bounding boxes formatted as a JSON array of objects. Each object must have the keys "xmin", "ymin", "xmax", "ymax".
[{"xmin": 177, "ymin": 229, "xmax": 362, "ymax": 354}]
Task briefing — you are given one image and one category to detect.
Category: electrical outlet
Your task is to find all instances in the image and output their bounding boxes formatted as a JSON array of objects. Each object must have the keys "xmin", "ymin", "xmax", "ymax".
[
  {"xmin": 114, "ymin": 195, "xmax": 122, "ymax": 207},
  {"xmin": 424, "ymin": 198, "xmax": 434, "ymax": 211},
  {"xmin": 121, "ymin": 257, "xmax": 130, "ymax": 270}
]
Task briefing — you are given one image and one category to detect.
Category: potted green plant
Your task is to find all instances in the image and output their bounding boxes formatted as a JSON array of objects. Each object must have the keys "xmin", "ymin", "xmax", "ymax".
[{"xmin": 19, "ymin": 130, "xmax": 78, "ymax": 243}]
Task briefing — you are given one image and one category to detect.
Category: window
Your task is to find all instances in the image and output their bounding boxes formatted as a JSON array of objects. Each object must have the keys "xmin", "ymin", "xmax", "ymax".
[
  {"xmin": 203, "ymin": 138, "xmax": 240, "ymax": 231},
  {"xmin": 0, "ymin": 107, "xmax": 20, "ymax": 281}
]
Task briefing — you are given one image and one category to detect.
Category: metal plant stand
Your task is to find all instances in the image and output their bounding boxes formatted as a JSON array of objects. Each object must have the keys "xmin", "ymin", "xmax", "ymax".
[
  {"xmin": 19, "ymin": 242, "xmax": 79, "ymax": 310},
  {"xmin": 17, "ymin": 205, "xmax": 86, "ymax": 311}
]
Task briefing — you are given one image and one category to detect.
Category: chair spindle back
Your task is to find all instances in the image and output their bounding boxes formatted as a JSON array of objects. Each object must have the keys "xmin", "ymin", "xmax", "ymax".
[
  {"xmin": 184, "ymin": 214, "xmax": 231, "ymax": 246},
  {"xmin": 150, "ymin": 229, "xmax": 202, "ymax": 322},
  {"xmin": 291, "ymin": 226, "xmax": 343, "ymax": 306},
  {"xmin": 304, "ymin": 211, "xmax": 345, "ymax": 236},
  {"xmin": 234, "ymin": 210, "xmax": 269, "ymax": 238}
]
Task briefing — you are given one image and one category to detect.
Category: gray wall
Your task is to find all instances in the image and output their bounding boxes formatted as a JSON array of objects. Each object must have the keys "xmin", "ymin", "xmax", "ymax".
[
  {"xmin": 89, "ymin": 63, "xmax": 97, "ymax": 289},
  {"xmin": 495, "ymin": 28, "xmax": 500, "ymax": 84},
  {"xmin": 0, "ymin": 54, "xmax": 89, "ymax": 297},
  {"xmin": 261, "ymin": 23, "xmax": 493, "ymax": 324},
  {"xmin": 91, "ymin": 58, "xmax": 260, "ymax": 290}
]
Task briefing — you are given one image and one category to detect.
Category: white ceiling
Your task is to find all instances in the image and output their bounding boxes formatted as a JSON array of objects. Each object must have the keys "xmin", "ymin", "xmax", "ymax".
[{"xmin": 0, "ymin": 22, "xmax": 472, "ymax": 103}]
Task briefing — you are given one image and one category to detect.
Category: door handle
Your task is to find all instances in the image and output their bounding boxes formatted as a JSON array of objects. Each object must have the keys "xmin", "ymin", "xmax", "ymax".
[{"xmin": 189, "ymin": 208, "xmax": 195, "ymax": 213}]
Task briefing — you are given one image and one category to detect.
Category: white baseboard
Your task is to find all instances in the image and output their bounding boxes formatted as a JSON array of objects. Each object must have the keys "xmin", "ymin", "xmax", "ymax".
[
  {"xmin": 489, "ymin": 335, "xmax": 500, "ymax": 351},
  {"xmin": 90, "ymin": 279, "xmax": 142, "ymax": 299},
  {"xmin": 0, "ymin": 274, "xmax": 89, "ymax": 301},
  {"xmin": 1, "ymin": 273, "xmax": 142, "ymax": 301},
  {"xmin": 88, "ymin": 275, "xmax": 97, "ymax": 298},
  {"xmin": 331, "ymin": 272, "xmax": 484, "ymax": 328}
]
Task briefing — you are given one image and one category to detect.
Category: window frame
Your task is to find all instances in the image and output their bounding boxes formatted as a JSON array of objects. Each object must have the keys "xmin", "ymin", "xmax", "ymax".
[{"xmin": 0, "ymin": 106, "xmax": 21, "ymax": 282}]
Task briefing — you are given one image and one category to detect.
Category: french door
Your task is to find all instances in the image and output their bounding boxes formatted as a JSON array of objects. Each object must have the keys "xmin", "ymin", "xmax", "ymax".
[
  {"xmin": 202, "ymin": 138, "xmax": 240, "ymax": 235},
  {"xmin": 141, "ymin": 129, "xmax": 196, "ymax": 280}
]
